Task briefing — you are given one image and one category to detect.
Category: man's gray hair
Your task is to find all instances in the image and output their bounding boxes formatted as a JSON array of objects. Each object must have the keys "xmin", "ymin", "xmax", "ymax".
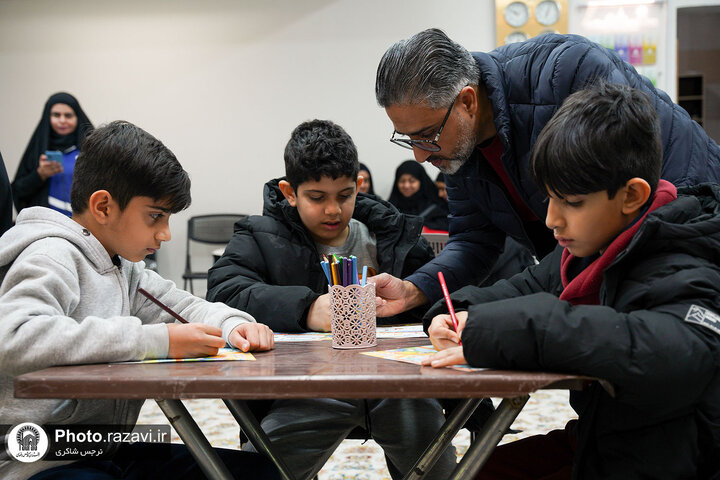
[{"xmin": 375, "ymin": 28, "xmax": 480, "ymax": 109}]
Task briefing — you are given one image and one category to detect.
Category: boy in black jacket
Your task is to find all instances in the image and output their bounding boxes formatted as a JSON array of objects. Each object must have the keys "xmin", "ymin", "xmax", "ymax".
[
  {"xmin": 207, "ymin": 120, "xmax": 456, "ymax": 479},
  {"xmin": 423, "ymin": 82, "xmax": 720, "ymax": 479}
]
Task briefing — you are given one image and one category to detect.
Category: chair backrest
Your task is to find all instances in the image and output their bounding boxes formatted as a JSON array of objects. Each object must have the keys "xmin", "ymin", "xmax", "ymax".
[
  {"xmin": 188, "ymin": 214, "xmax": 246, "ymax": 244},
  {"xmin": 421, "ymin": 232, "xmax": 449, "ymax": 257},
  {"xmin": 185, "ymin": 214, "xmax": 247, "ymax": 272}
]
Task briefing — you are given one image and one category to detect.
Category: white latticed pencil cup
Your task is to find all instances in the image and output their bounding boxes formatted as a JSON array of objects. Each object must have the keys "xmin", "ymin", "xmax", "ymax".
[{"xmin": 329, "ymin": 283, "xmax": 377, "ymax": 349}]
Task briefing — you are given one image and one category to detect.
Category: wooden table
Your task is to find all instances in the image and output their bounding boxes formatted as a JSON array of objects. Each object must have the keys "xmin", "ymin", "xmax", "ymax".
[{"xmin": 15, "ymin": 337, "xmax": 592, "ymax": 480}]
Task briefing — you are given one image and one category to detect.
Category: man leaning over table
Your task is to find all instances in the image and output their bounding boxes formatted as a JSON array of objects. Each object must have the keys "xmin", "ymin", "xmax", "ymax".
[{"xmin": 370, "ymin": 28, "xmax": 720, "ymax": 317}]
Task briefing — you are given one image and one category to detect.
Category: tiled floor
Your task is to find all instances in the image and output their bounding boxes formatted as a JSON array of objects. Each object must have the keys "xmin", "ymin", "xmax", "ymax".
[{"xmin": 137, "ymin": 390, "xmax": 577, "ymax": 479}]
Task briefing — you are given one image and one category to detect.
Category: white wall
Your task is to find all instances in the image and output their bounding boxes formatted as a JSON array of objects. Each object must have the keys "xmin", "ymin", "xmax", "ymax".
[
  {"xmin": 0, "ymin": 0, "xmax": 496, "ymax": 288},
  {"xmin": 3, "ymin": 0, "xmax": 715, "ymax": 289}
]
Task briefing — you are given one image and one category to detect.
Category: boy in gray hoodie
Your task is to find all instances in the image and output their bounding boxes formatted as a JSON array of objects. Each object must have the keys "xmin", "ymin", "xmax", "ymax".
[{"xmin": 0, "ymin": 121, "xmax": 279, "ymax": 480}]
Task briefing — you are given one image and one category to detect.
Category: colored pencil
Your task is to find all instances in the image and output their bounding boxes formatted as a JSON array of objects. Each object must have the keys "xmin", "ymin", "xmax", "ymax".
[
  {"xmin": 437, "ymin": 272, "xmax": 461, "ymax": 345},
  {"xmin": 137, "ymin": 287, "xmax": 189, "ymax": 324}
]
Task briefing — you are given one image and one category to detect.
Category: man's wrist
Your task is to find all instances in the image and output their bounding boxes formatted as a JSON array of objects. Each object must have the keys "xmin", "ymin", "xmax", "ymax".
[{"xmin": 403, "ymin": 280, "xmax": 428, "ymax": 310}]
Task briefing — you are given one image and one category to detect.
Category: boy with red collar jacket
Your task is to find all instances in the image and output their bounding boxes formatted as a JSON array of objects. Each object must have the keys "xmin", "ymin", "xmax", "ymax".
[{"xmin": 423, "ymin": 83, "xmax": 720, "ymax": 479}]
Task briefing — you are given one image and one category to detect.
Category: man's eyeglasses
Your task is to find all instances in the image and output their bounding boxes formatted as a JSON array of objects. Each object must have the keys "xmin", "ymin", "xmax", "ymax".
[{"xmin": 389, "ymin": 86, "xmax": 466, "ymax": 152}]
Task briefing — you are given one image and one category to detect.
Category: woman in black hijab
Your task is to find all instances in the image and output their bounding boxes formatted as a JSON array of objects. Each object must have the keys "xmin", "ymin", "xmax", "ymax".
[
  {"xmin": 358, "ymin": 162, "xmax": 376, "ymax": 196},
  {"xmin": 12, "ymin": 92, "xmax": 93, "ymax": 215},
  {"xmin": 388, "ymin": 160, "xmax": 449, "ymax": 231}
]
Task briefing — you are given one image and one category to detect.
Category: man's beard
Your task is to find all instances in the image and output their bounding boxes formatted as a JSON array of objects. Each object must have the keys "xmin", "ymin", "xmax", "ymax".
[{"xmin": 428, "ymin": 118, "xmax": 477, "ymax": 175}]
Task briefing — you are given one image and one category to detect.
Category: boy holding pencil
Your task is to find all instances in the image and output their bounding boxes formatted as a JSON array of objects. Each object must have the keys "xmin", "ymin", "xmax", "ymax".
[
  {"xmin": 423, "ymin": 83, "xmax": 720, "ymax": 478},
  {"xmin": 207, "ymin": 119, "xmax": 457, "ymax": 479},
  {"xmin": 0, "ymin": 121, "xmax": 277, "ymax": 480}
]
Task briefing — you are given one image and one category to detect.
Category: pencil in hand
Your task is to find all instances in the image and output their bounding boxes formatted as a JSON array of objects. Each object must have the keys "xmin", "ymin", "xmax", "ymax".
[
  {"xmin": 437, "ymin": 272, "xmax": 461, "ymax": 346},
  {"xmin": 137, "ymin": 287, "xmax": 189, "ymax": 324}
]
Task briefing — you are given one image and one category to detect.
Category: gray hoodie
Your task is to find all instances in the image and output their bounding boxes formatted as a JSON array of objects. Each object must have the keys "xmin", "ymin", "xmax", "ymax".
[{"xmin": 0, "ymin": 207, "xmax": 257, "ymax": 479}]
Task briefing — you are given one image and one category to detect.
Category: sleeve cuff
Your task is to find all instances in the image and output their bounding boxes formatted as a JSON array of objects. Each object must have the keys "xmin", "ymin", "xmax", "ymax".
[{"xmin": 142, "ymin": 323, "xmax": 170, "ymax": 359}]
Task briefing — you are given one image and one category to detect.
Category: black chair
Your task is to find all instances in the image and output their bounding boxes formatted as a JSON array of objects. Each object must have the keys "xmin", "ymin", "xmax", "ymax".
[{"xmin": 182, "ymin": 214, "xmax": 247, "ymax": 294}]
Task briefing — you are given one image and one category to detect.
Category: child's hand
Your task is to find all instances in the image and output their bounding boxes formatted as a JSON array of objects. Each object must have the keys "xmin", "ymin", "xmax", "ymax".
[
  {"xmin": 230, "ymin": 323, "xmax": 274, "ymax": 352},
  {"xmin": 427, "ymin": 311, "xmax": 468, "ymax": 351},
  {"xmin": 421, "ymin": 346, "xmax": 467, "ymax": 368},
  {"xmin": 306, "ymin": 294, "xmax": 331, "ymax": 332},
  {"xmin": 167, "ymin": 323, "xmax": 225, "ymax": 358}
]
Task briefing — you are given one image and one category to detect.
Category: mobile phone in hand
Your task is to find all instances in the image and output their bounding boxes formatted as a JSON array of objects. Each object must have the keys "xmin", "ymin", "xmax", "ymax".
[{"xmin": 45, "ymin": 150, "xmax": 63, "ymax": 167}]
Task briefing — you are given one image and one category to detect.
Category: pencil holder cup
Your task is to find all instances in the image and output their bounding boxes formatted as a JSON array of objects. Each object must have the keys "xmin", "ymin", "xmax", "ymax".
[{"xmin": 329, "ymin": 283, "xmax": 377, "ymax": 349}]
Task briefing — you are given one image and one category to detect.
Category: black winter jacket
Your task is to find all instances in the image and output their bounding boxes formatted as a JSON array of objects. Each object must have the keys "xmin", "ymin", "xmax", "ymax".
[
  {"xmin": 425, "ymin": 184, "xmax": 720, "ymax": 479},
  {"xmin": 207, "ymin": 178, "xmax": 434, "ymax": 331},
  {"xmin": 408, "ymin": 34, "xmax": 720, "ymax": 304}
]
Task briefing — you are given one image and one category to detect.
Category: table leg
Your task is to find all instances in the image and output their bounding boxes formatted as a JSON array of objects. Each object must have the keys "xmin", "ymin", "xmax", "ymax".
[
  {"xmin": 448, "ymin": 395, "xmax": 529, "ymax": 480},
  {"xmin": 156, "ymin": 399, "xmax": 234, "ymax": 480},
  {"xmin": 223, "ymin": 399, "xmax": 297, "ymax": 480},
  {"xmin": 403, "ymin": 398, "xmax": 483, "ymax": 480}
]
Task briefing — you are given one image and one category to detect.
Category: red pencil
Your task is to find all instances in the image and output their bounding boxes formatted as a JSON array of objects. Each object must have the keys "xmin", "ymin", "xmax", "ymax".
[{"xmin": 437, "ymin": 272, "xmax": 461, "ymax": 346}]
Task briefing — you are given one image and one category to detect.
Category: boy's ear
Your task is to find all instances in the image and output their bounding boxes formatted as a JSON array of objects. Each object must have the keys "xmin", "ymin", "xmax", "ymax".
[
  {"xmin": 356, "ymin": 176, "xmax": 364, "ymax": 192},
  {"xmin": 622, "ymin": 178, "xmax": 652, "ymax": 215},
  {"xmin": 87, "ymin": 190, "xmax": 116, "ymax": 224},
  {"xmin": 278, "ymin": 180, "xmax": 297, "ymax": 207}
]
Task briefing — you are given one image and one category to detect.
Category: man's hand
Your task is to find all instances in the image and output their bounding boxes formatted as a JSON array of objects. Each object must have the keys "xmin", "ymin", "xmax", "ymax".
[
  {"xmin": 306, "ymin": 294, "xmax": 331, "ymax": 332},
  {"xmin": 369, "ymin": 273, "xmax": 428, "ymax": 317},
  {"xmin": 229, "ymin": 322, "xmax": 274, "ymax": 352},
  {"xmin": 427, "ymin": 311, "xmax": 468, "ymax": 351},
  {"xmin": 421, "ymin": 346, "xmax": 467, "ymax": 368},
  {"xmin": 167, "ymin": 323, "xmax": 225, "ymax": 358},
  {"xmin": 37, "ymin": 155, "xmax": 63, "ymax": 181}
]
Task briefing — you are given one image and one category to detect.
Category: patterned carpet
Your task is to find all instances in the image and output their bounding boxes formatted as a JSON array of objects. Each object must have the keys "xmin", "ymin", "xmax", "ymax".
[{"xmin": 137, "ymin": 390, "xmax": 577, "ymax": 479}]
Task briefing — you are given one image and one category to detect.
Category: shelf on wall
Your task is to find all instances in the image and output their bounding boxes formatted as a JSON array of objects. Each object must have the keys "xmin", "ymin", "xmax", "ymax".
[{"xmin": 678, "ymin": 74, "xmax": 704, "ymax": 126}]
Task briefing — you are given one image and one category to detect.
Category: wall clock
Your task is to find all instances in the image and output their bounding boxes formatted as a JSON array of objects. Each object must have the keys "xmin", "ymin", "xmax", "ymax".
[
  {"xmin": 504, "ymin": 1, "xmax": 530, "ymax": 27},
  {"xmin": 535, "ymin": 0, "xmax": 561, "ymax": 26},
  {"xmin": 506, "ymin": 31, "xmax": 529, "ymax": 44},
  {"xmin": 496, "ymin": 0, "xmax": 568, "ymax": 46}
]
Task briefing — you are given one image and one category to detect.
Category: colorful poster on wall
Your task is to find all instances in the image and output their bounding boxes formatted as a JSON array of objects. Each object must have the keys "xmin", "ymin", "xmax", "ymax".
[{"xmin": 576, "ymin": 1, "xmax": 665, "ymax": 85}]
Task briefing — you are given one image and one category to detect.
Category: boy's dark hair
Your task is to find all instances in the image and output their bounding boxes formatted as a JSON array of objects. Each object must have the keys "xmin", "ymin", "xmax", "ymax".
[
  {"xmin": 284, "ymin": 119, "xmax": 359, "ymax": 190},
  {"xmin": 531, "ymin": 81, "xmax": 662, "ymax": 199},
  {"xmin": 71, "ymin": 121, "xmax": 191, "ymax": 213}
]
